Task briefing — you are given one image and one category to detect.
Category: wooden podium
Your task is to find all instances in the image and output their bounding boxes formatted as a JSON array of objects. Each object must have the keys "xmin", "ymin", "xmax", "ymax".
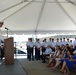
[{"xmin": 4, "ymin": 37, "xmax": 14, "ymax": 65}]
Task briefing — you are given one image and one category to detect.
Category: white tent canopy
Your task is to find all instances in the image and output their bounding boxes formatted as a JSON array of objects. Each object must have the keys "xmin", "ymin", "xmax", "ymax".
[{"xmin": 0, "ymin": 0, "xmax": 76, "ymax": 35}]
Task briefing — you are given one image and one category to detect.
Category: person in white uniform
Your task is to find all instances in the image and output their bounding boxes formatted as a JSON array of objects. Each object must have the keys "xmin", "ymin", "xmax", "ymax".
[
  {"xmin": 56, "ymin": 38, "xmax": 60, "ymax": 46},
  {"xmin": 47, "ymin": 38, "xmax": 52, "ymax": 47},
  {"xmin": 51, "ymin": 38, "xmax": 56, "ymax": 52},
  {"xmin": 69, "ymin": 40, "xmax": 73, "ymax": 46},
  {"xmin": 66, "ymin": 38, "xmax": 70, "ymax": 46},
  {"xmin": 34, "ymin": 38, "xmax": 41, "ymax": 60},
  {"xmin": 62, "ymin": 38, "xmax": 67, "ymax": 46},
  {"xmin": 60, "ymin": 38, "xmax": 63, "ymax": 47},
  {"xmin": 26, "ymin": 38, "xmax": 30, "ymax": 59},
  {"xmin": 26, "ymin": 38, "xmax": 34, "ymax": 61},
  {"xmin": 73, "ymin": 38, "xmax": 76, "ymax": 47},
  {"xmin": 41, "ymin": 39, "xmax": 48, "ymax": 54}
]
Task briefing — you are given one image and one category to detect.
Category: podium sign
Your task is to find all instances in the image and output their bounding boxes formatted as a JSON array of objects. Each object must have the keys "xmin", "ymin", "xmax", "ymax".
[{"xmin": 4, "ymin": 37, "xmax": 14, "ymax": 65}]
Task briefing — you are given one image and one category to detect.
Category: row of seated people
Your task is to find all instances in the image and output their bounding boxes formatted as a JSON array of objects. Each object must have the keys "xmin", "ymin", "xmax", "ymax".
[{"xmin": 43, "ymin": 45, "xmax": 76, "ymax": 75}]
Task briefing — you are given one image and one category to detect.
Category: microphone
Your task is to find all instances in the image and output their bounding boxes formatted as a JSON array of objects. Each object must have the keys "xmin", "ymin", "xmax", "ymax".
[
  {"xmin": 5, "ymin": 27, "xmax": 13, "ymax": 35},
  {"xmin": 5, "ymin": 27, "xmax": 8, "ymax": 30}
]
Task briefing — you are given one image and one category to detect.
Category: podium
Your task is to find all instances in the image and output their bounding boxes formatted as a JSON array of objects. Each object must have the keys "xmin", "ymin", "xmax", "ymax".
[{"xmin": 4, "ymin": 37, "xmax": 14, "ymax": 65}]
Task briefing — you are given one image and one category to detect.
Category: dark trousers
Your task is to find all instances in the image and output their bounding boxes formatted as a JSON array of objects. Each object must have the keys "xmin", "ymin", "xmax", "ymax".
[
  {"xmin": 27, "ymin": 47, "xmax": 30, "ymax": 59},
  {"xmin": 1, "ymin": 49, "xmax": 4, "ymax": 60},
  {"xmin": 42, "ymin": 47, "xmax": 46, "ymax": 53},
  {"xmin": 52, "ymin": 47, "xmax": 55, "ymax": 52},
  {"xmin": 35, "ymin": 48, "xmax": 40, "ymax": 60},
  {"xmin": 28, "ymin": 47, "xmax": 34, "ymax": 61},
  {"xmin": 35, "ymin": 48, "xmax": 37, "ymax": 59},
  {"xmin": 42, "ymin": 54, "xmax": 50, "ymax": 63}
]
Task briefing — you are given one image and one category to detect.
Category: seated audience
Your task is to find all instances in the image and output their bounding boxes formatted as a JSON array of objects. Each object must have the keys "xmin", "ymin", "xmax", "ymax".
[
  {"xmin": 60, "ymin": 51, "xmax": 76, "ymax": 75},
  {"xmin": 47, "ymin": 46, "xmax": 63, "ymax": 67},
  {"xmin": 50, "ymin": 47, "xmax": 72, "ymax": 71}
]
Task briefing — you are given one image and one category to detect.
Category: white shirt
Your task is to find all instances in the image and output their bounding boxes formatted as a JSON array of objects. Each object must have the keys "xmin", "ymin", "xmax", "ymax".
[
  {"xmin": 35, "ymin": 42, "xmax": 41, "ymax": 48},
  {"xmin": 51, "ymin": 42, "xmax": 56, "ymax": 47},
  {"xmin": 26, "ymin": 41, "xmax": 29, "ymax": 46},
  {"xmin": 60, "ymin": 41, "xmax": 63, "ymax": 47},
  {"xmin": 73, "ymin": 40, "xmax": 76, "ymax": 46},
  {"xmin": 56, "ymin": 41, "xmax": 60, "ymax": 46},
  {"xmin": 69, "ymin": 42, "xmax": 73, "ymax": 46},
  {"xmin": 44, "ymin": 48, "xmax": 52, "ymax": 54},
  {"xmin": 66, "ymin": 41, "xmax": 70, "ymax": 46},
  {"xmin": 47, "ymin": 41, "xmax": 52, "ymax": 46},
  {"xmin": 26, "ymin": 41, "xmax": 34, "ymax": 47},
  {"xmin": 62, "ymin": 41, "xmax": 67, "ymax": 45},
  {"xmin": 42, "ymin": 42, "xmax": 48, "ymax": 48}
]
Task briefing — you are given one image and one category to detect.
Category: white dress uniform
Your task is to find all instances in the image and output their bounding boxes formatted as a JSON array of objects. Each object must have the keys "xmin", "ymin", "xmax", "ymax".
[
  {"xmin": 34, "ymin": 41, "xmax": 41, "ymax": 60},
  {"xmin": 51, "ymin": 42, "xmax": 56, "ymax": 47},
  {"xmin": 56, "ymin": 41, "xmax": 60, "ymax": 46},
  {"xmin": 62, "ymin": 41, "xmax": 67, "ymax": 46},
  {"xmin": 73, "ymin": 40, "xmax": 76, "ymax": 46},
  {"xmin": 41, "ymin": 41, "xmax": 48, "ymax": 54},
  {"xmin": 35, "ymin": 42, "xmax": 41, "ymax": 48},
  {"xmin": 66, "ymin": 41, "xmax": 70, "ymax": 46},
  {"xmin": 69, "ymin": 42, "xmax": 73, "ymax": 46},
  {"xmin": 42, "ymin": 42, "xmax": 48, "ymax": 48},
  {"xmin": 60, "ymin": 41, "xmax": 63, "ymax": 47},
  {"xmin": 27, "ymin": 41, "xmax": 34, "ymax": 60},
  {"xmin": 26, "ymin": 41, "xmax": 34, "ymax": 48},
  {"xmin": 26, "ymin": 41, "xmax": 30, "ymax": 47},
  {"xmin": 47, "ymin": 41, "xmax": 52, "ymax": 47},
  {"xmin": 29, "ymin": 41, "xmax": 34, "ymax": 47}
]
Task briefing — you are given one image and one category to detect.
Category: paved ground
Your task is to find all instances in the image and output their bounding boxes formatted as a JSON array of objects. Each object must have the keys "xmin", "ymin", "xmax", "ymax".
[{"xmin": 0, "ymin": 59, "xmax": 27, "ymax": 75}]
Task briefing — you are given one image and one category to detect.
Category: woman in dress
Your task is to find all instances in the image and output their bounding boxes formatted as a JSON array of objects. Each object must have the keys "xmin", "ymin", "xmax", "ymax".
[
  {"xmin": 51, "ymin": 47, "xmax": 71, "ymax": 71},
  {"xmin": 60, "ymin": 51, "xmax": 76, "ymax": 75}
]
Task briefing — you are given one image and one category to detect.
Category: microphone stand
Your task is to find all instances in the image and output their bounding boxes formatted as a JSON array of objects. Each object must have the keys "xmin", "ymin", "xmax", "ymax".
[
  {"xmin": 6, "ymin": 28, "xmax": 8, "ymax": 38},
  {"xmin": 5, "ymin": 27, "xmax": 9, "ymax": 38}
]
